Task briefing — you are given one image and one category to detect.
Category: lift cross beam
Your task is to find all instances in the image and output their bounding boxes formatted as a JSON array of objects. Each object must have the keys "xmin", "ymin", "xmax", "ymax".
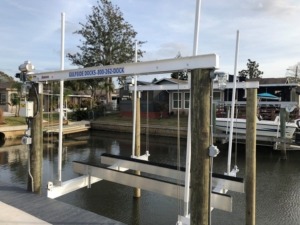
[
  {"xmin": 73, "ymin": 161, "xmax": 232, "ymax": 212},
  {"xmin": 101, "ymin": 153, "xmax": 244, "ymax": 193},
  {"xmin": 32, "ymin": 54, "xmax": 219, "ymax": 82},
  {"xmin": 128, "ymin": 81, "xmax": 259, "ymax": 91}
]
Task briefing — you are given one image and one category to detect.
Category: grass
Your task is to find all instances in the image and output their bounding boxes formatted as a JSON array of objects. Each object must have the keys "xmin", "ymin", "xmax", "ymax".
[
  {"xmin": 2, "ymin": 116, "xmax": 27, "ymax": 126},
  {"xmin": 1, "ymin": 113, "xmax": 60, "ymax": 126}
]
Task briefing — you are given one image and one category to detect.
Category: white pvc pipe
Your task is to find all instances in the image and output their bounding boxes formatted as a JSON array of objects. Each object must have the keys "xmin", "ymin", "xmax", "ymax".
[
  {"xmin": 227, "ymin": 30, "xmax": 239, "ymax": 174},
  {"xmin": 58, "ymin": 12, "xmax": 65, "ymax": 182},
  {"xmin": 183, "ymin": 0, "xmax": 202, "ymax": 217},
  {"xmin": 192, "ymin": 0, "xmax": 201, "ymax": 56},
  {"xmin": 131, "ymin": 41, "xmax": 138, "ymax": 157}
]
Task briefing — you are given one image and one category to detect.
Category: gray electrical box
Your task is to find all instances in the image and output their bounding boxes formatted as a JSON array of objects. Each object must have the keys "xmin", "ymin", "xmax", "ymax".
[{"xmin": 20, "ymin": 101, "xmax": 34, "ymax": 117}]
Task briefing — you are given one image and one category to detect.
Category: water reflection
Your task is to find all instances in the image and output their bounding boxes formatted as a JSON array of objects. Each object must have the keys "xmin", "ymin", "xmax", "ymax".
[{"xmin": 1, "ymin": 130, "xmax": 300, "ymax": 225}]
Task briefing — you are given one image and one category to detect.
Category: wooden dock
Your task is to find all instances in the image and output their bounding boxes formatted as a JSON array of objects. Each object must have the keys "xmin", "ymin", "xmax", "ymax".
[
  {"xmin": 44, "ymin": 120, "xmax": 90, "ymax": 135},
  {"xmin": 0, "ymin": 125, "xmax": 27, "ymax": 139},
  {"xmin": 0, "ymin": 180, "xmax": 124, "ymax": 225}
]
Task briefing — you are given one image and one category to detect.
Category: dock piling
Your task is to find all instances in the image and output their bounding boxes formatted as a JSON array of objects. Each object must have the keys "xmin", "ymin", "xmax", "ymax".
[
  {"xmin": 246, "ymin": 87, "xmax": 257, "ymax": 225},
  {"xmin": 27, "ymin": 83, "xmax": 43, "ymax": 193},
  {"xmin": 190, "ymin": 68, "xmax": 211, "ymax": 225}
]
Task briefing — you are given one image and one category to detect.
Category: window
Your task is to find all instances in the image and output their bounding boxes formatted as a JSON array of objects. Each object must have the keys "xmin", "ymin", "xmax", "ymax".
[
  {"xmin": 213, "ymin": 91, "xmax": 221, "ymax": 101},
  {"xmin": 172, "ymin": 92, "xmax": 182, "ymax": 109},
  {"xmin": 0, "ymin": 93, "xmax": 6, "ymax": 105},
  {"xmin": 184, "ymin": 92, "xmax": 190, "ymax": 109}
]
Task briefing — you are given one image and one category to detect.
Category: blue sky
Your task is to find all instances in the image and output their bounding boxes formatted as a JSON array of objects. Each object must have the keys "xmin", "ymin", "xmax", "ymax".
[{"xmin": 1, "ymin": 0, "xmax": 300, "ymax": 80}]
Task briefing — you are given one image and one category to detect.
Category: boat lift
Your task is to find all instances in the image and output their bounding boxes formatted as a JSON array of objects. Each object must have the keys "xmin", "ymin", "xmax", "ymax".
[
  {"xmin": 73, "ymin": 153, "xmax": 244, "ymax": 212},
  {"xmin": 30, "ymin": 54, "xmax": 253, "ymax": 223}
]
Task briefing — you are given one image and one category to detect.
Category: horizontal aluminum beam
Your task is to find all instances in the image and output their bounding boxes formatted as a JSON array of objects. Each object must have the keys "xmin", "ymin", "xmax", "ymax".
[
  {"xmin": 101, "ymin": 154, "xmax": 185, "ymax": 181},
  {"xmin": 47, "ymin": 153, "xmax": 150, "ymax": 199},
  {"xmin": 130, "ymin": 84, "xmax": 190, "ymax": 91},
  {"xmin": 101, "ymin": 154, "xmax": 244, "ymax": 193},
  {"xmin": 47, "ymin": 175, "xmax": 101, "ymax": 199},
  {"xmin": 73, "ymin": 161, "xmax": 232, "ymax": 212},
  {"xmin": 33, "ymin": 54, "xmax": 219, "ymax": 82},
  {"xmin": 216, "ymin": 101, "xmax": 298, "ymax": 108},
  {"xmin": 129, "ymin": 81, "xmax": 259, "ymax": 91}
]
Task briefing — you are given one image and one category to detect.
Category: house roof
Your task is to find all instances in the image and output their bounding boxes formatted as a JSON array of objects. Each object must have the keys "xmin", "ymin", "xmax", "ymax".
[
  {"xmin": 0, "ymin": 82, "xmax": 14, "ymax": 89},
  {"xmin": 249, "ymin": 77, "xmax": 289, "ymax": 85},
  {"xmin": 137, "ymin": 80, "xmax": 151, "ymax": 85},
  {"xmin": 0, "ymin": 71, "xmax": 14, "ymax": 83},
  {"xmin": 154, "ymin": 78, "xmax": 187, "ymax": 85}
]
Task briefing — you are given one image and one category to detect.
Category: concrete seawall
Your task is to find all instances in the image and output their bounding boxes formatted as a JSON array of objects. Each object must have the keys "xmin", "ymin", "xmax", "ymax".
[
  {"xmin": 91, "ymin": 122, "xmax": 187, "ymax": 138},
  {"xmin": 0, "ymin": 122, "xmax": 188, "ymax": 140}
]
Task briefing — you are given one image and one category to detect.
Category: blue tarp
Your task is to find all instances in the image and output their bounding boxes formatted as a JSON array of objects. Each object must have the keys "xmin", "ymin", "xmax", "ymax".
[{"xmin": 257, "ymin": 92, "xmax": 280, "ymax": 100}]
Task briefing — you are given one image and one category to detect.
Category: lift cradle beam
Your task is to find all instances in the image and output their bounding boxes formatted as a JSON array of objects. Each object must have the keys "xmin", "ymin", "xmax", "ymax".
[
  {"xmin": 100, "ymin": 153, "xmax": 244, "ymax": 193},
  {"xmin": 72, "ymin": 161, "xmax": 233, "ymax": 212}
]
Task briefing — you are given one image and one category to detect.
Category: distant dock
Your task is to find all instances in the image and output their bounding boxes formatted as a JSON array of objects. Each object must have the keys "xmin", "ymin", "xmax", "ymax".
[
  {"xmin": 44, "ymin": 120, "xmax": 90, "ymax": 135},
  {"xmin": 0, "ymin": 125, "xmax": 27, "ymax": 139}
]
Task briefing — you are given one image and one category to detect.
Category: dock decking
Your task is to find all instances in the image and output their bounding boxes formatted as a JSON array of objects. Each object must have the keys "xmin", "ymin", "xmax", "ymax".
[
  {"xmin": 44, "ymin": 120, "xmax": 90, "ymax": 135},
  {"xmin": 0, "ymin": 180, "xmax": 125, "ymax": 225}
]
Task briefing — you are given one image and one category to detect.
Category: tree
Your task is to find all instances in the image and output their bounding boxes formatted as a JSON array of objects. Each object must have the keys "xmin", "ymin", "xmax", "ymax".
[
  {"xmin": 286, "ymin": 62, "xmax": 300, "ymax": 82},
  {"xmin": 0, "ymin": 71, "xmax": 14, "ymax": 82},
  {"xmin": 10, "ymin": 81, "xmax": 22, "ymax": 116},
  {"xmin": 67, "ymin": 0, "xmax": 145, "ymax": 106},
  {"xmin": 170, "ymin": 52, "xmax": 188, "ymax": 80},
  {"xmin": 239, "ymin": 59, "xmax": 263, "ymax": 79},
  {"xmin": 152, "ymin": 78, "xmax": 158, "ymax": 83}
]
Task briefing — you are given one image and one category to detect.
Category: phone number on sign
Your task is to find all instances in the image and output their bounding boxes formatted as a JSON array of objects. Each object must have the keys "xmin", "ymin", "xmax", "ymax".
[{"xmin": 69, "ymin": 67, "xmax": 125, "ymax": 78}]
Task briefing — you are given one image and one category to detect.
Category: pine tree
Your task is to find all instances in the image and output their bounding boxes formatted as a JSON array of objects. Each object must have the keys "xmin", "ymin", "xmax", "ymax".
[{"xmin": 67, "ymin": 0, "xmax": 145, "ymax": 105}]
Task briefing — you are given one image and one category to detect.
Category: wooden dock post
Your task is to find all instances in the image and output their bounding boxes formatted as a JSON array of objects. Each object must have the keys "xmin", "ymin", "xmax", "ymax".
[
  {"xmin": 246, "ymin": 88, "xmax": 257, "ymax": 225},
  {"xmin": 27, "ymin": 83, "xmax": 43, "ymax": 194},
  {"xmin": 134, "ymin": 91, "xmax": 141, "ymax": 198},
  {"xmin": 280, "ymin": 108, "xmax": 287, "ymax": 159},
  {"xmin": 190, "ymin": 68, "xmax": 211, "ymax": 225}
]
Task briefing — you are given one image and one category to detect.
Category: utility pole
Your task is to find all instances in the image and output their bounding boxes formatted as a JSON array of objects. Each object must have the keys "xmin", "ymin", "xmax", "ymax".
[{"xmin": 190, "ymin": 68, "xmax": 211, "ymax": 225}]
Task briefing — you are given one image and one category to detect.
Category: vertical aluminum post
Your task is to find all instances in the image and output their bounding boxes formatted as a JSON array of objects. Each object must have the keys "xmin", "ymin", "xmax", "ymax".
[
  {"xmin": 58, "ymin": 12, "xmax": 65, "ymax": 182},
  {"xmin": 227, "ymin": 30, "xmax": 240, "ymax": 174},
  {"xmin": 183, "ymin": 0, "xmax": 202, "ymax": 217}
]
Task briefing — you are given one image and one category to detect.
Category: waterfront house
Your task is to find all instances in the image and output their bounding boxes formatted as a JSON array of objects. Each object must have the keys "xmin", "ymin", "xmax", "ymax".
[
  {"xmin": 119, "ymin": 80, "xmax": 169, "ymax": 118},
  {"xmin": 0, "ymin": 72, "xmax": 18, "ymax": 114},
  {"xmin": 119, "ymin": 76, "xmax": 300, "ymax": 119},
  {"xmin": 221, "ymin": 77, "xmax": 300, "ymax": 119}
]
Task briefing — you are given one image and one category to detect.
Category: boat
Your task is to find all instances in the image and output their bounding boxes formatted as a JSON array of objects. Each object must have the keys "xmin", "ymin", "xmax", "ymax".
[{"xmin": 215, "ymin": 116, "xmax": 299, "ymax": 139}]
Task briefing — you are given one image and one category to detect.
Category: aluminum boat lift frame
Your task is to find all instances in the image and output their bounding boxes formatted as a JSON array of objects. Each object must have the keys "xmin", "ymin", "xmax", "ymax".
[{"xmin": 31, "ymin": 54, "xmax": 253, "ymax": 223}]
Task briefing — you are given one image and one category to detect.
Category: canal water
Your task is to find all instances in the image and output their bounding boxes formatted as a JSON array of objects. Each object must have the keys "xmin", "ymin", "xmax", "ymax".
[{"xmin": 1, "ymin": 130, "xmax": 300, "ymax": 225}]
